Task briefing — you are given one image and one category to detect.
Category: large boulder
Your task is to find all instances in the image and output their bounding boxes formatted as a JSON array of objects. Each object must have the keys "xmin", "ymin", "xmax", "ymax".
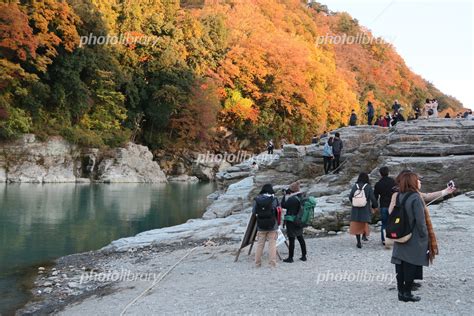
[{"xmin": 97, "ymin": 143, "xmax": 167, "ymax": 183}]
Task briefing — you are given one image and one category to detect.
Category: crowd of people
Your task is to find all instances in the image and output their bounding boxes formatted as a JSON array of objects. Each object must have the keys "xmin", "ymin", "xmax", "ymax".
[{"xmin": 252, "ymin": 167, "xmax": 456, "ymax": 302}]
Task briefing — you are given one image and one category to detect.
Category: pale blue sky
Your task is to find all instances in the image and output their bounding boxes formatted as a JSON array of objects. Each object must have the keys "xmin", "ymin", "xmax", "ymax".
[{"xmin": 320, "ymin": 0, "xmax": 473, "ymax": 109}]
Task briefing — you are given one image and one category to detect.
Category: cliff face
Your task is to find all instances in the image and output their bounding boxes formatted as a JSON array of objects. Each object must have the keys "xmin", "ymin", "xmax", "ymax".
[{"xmin": 0, "ymin": 135, "xmax": 167, "ymax": 183}]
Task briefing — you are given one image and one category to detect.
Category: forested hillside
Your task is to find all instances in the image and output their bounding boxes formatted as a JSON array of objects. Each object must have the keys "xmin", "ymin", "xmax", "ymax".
[{"xmin": 0, "ymin": 0, "xmax": 462, "ymax": 150}]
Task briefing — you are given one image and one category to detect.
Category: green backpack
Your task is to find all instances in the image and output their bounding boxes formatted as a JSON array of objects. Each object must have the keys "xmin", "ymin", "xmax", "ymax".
[{"xmin": 285, "ymin": 196, "xmax": 317, "ymax": 227}]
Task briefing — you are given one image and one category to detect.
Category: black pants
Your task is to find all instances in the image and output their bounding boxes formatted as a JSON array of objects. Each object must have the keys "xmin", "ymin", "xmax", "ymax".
[
  {"xmin": 268, "ymin": 147, "xmax": 273, "ymax": 154},
  {"xmin": 368, "ymin": 115, "xmax": 374, "ymax": 125},
  {"xmin": 395, "ymin": 261, "xmax": 421, "ymax": 293},
  {"xmin": 332, "ymin": 154, "xmax": 341, "ymax": 172},
  {"xmin": 288, "ymin": 235, "xmax": 306, "ymax": 259},
  {"xmin": 323, "ymin": 156, "xmax": 332, "ymax": 174}
]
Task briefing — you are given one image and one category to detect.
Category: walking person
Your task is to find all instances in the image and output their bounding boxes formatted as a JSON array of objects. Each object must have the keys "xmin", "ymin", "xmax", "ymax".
[
  {"xmin": 253, "ymin": 184, "xmax": 279, "ymax": 268},
  {"xmin": 331, "ymin": 132, "xmax": 343, "ymax": 173},
  {"xmin": 282, "ymin": 181, "xmax": 307, "ymax": 262},
  {"xmin": 374, "ymin": 166, "xmax": 396, "ymax": 246},
  {"xmin": 322, "ymin": 136, "xmax": 334, "ymax": 174},
  {"xmin": 366, "ymin": 101, "xmax": 375, "ymax": 125},
  {"xmin": 390, "ymin": 172, "xmax": 436, "ymax": 302},
  {"xmin": 348, "ymin": 172, "xmax": 378, "ymax": 248}
]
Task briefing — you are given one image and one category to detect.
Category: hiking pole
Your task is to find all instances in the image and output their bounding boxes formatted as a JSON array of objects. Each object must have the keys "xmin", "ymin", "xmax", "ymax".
[{"xmin": 425, "ymin": 192, "xmax": 449, "ymax": 207}]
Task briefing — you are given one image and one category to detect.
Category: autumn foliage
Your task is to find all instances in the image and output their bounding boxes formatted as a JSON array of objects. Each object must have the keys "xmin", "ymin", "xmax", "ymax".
[{"xmin": 0, "ymin": 0, "xmax": 463, "ymax": 148}]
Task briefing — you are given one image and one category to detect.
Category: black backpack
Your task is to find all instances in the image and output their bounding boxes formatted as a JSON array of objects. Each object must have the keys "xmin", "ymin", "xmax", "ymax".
[
  {"xmin": 386, "ymin": 192, "xmax": 415, "ymax": 242},
  {"xmin": 255, "ymin": 197, "xmax": 276, "ymax": 230}
]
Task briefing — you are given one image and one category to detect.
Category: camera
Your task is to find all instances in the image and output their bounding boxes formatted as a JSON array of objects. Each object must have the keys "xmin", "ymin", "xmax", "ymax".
[{"xmin": 447, "ymin": 180, "xmax": 455, "ymax": 188}]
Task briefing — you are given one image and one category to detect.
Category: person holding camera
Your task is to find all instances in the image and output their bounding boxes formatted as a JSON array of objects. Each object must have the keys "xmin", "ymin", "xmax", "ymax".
[{"xmin": 281, "ymin": 181, "xmax": 307, "ymax": 263}]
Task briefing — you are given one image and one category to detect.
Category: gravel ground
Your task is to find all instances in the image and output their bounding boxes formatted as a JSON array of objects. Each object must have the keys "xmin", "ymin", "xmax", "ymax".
[{"xmin": 57, "ymin": 227, "xmax": 474, "ymax": 315}]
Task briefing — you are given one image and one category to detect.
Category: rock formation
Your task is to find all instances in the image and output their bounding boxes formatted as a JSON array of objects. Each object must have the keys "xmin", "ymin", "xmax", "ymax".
[{"xmin": 0, "ymin": 135, "xmax": 167, "ymax": 183}]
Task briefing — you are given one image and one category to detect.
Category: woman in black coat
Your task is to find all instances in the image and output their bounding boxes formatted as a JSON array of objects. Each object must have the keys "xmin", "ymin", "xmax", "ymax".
[
  {"xmin": 348, "ymin": 172, "xmax": 378, "ymax": 248},
  {"xmin": 282, "ymin": 181, "xmax": 307, "ymax": 263}
]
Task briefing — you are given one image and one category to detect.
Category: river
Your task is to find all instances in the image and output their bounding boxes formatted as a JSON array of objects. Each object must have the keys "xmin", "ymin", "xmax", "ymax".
[{"xmin": 0, "ymin": 182, "xmax": 216, "ymax": 314}]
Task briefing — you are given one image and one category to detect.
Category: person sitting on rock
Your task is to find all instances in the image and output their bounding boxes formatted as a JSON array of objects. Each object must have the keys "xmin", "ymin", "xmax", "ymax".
[
  {"xmin": 250, "ymin": 161, "xmax": 259, "ymax": 174},
  {"xmin": 253, "ymin": 184, "xmax": 279, "ymax": 268},
  {"xmin": 376, "ymin": 115, "xmax": 388, "ymax": 127},
  {"xmin": 282, "ymin": 181, "xmax": 307, "ymax": 262},
  {"xmin": 348, "ymin": 172, "xmax": 378, "ymax": 248}
]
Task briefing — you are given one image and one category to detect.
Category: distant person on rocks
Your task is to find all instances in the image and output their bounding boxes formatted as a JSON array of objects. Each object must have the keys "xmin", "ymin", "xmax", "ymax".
[
  {"xmin": 331, "ymin": 132, "xmax": 343, "ymax": 173},
  {"xmin": 390, "ymin": 172, "xmax": 433, "ymax": 302},
  {"xmin": 467, "ymin": 110, "xmax": 473, "ymax": 120},
  {"xmin": 392, "ymin": 111, "xmax": 405, "ymax": 126},
  {"xmin": 348, "ymin": 172, "xmax": 378, "ymax": 248},
  {"xmin": 322, "ymin": 136, "xmax": 334, "ymax": 174},
  {"xmin": 374, "ymin": 166, "xmax": 396, "ymax": 246},
  {"xmin": 430, "ymin": 99, "xmax": 439, "ymax": 118},
  {"xmin": 366, "ymin": 101, "xmax": 375, "ymax": 125},
  {"xmin": 253, "ymin": 184, "xmax": 279, "ymax": 268},
  {"xmin": 376, "ymin": 115, "xmax": 388, "ymax": 127},
  {"xmin": 444, "ymin": 112, "xmax": 451, "ymax": 119},
  {"xmin": 267, "ymin": 139, "xmax": 274, "ymax": 154},
  {"xmin": 282, "ymin": 181, "xmax": 307, "ymax": 263},
  {"xmin": 251, "ymin": 161, "xmax": 259, "ymax": 174},
  {"xmin": 385, "ymin": 112, "xmax": 392, "ymax": 127},
  {"xmin": 392, "ymin": 100, "xmax": 401, "ymax": 114},
  {"xmin": 414, "ymin": 105, "xmax": 421, "ymax": 119},
  {"xmin": 349, "ymin": 109, "xmax": 357, "ymax": 126},
  {"xmin": 311, "ymin": 135, "xmax": 319, "ymax": 144},
  {"xmin": 462, "ymin": 111, "xmax": 469, "ymax": 118}
]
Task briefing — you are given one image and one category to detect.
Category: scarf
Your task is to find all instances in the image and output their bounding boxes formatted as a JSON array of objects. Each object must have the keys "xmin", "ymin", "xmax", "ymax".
[{"xmin": 421, "ymin": 196, "xmax": 438, "ymax": 264}]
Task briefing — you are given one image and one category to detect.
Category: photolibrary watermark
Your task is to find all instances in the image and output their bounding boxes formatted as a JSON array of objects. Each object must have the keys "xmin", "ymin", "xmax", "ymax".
[
  {"xmin": 316, "ymin": 270, "xmax": 397, "ymax": 285},
  {"xmin": 196, "ymin": 151, "xmax": 278, "ymax": 164},
  {"xmin": 315, "ymin": 33, "xmax": 394, "ymax": 46},
  {"xmin": 79, "ymin": 269, "xmax": 158, "ymax": 284},
  {"xmin": 79, "ymin": 33, "xmax": 159, "ymax": 48}
]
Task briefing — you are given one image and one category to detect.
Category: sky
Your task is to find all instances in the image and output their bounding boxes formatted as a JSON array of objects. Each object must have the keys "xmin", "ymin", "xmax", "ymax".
[{"xmin": 320, "ymin": 0, "xmax": 473, "ymax": 109}]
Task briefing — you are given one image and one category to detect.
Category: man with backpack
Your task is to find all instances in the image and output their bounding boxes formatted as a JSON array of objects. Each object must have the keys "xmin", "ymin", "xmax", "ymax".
[
  {"xmin": 282, "ymin": 181, "xmax": 307, "ymax": 262},
  {"xmin": 349, "ymin": 109, "xmax": 357, "ymax": 126},
  {"xmin": 374, "ymin": 166, "xmax": 396, "ymax": 246},
  {"xmin": 253, "ymin": 184, "xmax": 280, "ymax": 268}
]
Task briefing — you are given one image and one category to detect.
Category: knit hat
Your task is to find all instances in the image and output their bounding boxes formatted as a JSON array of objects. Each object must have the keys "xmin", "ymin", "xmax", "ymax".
[{"xmin": 288, "ymin": 181, "xmax": 300, "ymax": 193}]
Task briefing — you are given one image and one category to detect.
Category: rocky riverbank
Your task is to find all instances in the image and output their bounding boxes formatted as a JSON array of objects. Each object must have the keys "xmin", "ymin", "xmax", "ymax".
[
  {"xmin": 0, "ymin": 135, "xmax": 167, "ymax": 183},
  {"xmin": 17, "ymin": 119, "xmax": 474, "ymax": 314},
  {"xmin": 19, "ymin": 191, "xmax": 474, "ymax": 315}
]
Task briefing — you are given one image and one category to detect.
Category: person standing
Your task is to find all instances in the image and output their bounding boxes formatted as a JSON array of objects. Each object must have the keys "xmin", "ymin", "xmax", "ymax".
[
  {"xmin": 366, "ymin": 101, "xmax": 375, "ymax": 125},
  {"xmin": 331, "ymin": 132, "xmax": 343, "ymax": 173},
  {"xmin": 374, "ymin": 166, "xmax": 396, "ymax": 246},
  {"xmin": 267, "ymin": 139, "xmax": 274, "ymax": 154},
  {"xmin": 322, "ymin": 136, "xmax": 334, "ymax": 174},
  {"xmin": 349, "ymin": 110, "xmax": 357, "ymax": 126},
  {"xmin": 282, "ymin": 181, "xmax": 307, "ymax": 262},
  {"xmin": 348, "ymin": 172, "xmax": 378, "ymax": 248},
  {"xmin": 253, "ymin": 184, "xmax": 279, "ymax": 268},
  {"xmin": 390, "ymin": 172, "xmax": 434, "ymax": 302},
  {"xmin": 392, "ymin": 100, "xmax": 401, "ymax": 114}
]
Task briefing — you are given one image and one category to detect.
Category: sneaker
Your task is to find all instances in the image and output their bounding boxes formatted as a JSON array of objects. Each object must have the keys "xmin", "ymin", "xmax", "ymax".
[
  {"xmin": 300, "ymin": 256, "xmax": 307, "ymax": 262},
  {"xmin": 283, "ymin": 257, "xmax": 294, "ymax": 263}
]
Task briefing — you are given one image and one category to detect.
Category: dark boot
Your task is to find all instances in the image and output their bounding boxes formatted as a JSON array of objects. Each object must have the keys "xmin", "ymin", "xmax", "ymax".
[
  {"xmin": 412, "ymin": 282, "xmax": 422, "ymax": 291},
  {"xmin": 283, "ymin": 257, "xmax": 294, "ymax": 263},
  {"xmin": 403, "ymin": 281, "xmax": 421, "ymax": 302},
  {"xmin": 362, "ymin": 234, "xmax": 368, "ymax": 241},
  {"xmin": 300, "ymin": 256, "xmax": 307, "ymax": 261},
  {"xmin": 356, "ymin": 235, "xmax": 362, "ymax": 248}
]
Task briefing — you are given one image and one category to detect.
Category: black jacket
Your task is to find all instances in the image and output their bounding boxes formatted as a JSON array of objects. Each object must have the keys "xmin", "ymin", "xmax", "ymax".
[
  {"xmin": 332, "ymin": 138, "xmax": 343, "ymax": 155},
  {"xmin": 374, "ymin": 176, "xmax": 396, "ymax": 208}
]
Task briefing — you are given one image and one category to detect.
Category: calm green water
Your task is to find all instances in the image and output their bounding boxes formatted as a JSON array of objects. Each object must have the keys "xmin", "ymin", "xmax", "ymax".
[{"xmin": 0, "ymin": 182, "xmax": 216, "ymax": 314}]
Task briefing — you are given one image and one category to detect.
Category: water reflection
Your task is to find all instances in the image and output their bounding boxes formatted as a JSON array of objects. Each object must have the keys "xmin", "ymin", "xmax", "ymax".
[{"xmin": 0, "ymin": 182, "xmax": 216, "ymax": 313}]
